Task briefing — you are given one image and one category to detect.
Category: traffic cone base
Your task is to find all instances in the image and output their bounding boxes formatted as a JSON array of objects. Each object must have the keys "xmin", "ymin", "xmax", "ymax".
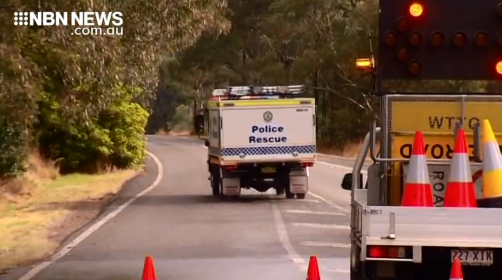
[
  {"xmin": 402, "ymin": 183, "xmax": 434, "ymax": 206},
  {"xmin": 444, "ymin": 129, "xmax": 477, "ymax": 207},
  {"xmin": 477, "ymin": 195, "xmax": 502, "ymax": 207},
  {"xmin": 402, "ymin": 131, "xmax": 434, "ymax": 207},
  {"xmin": 306, "ymin": 256, "xmax": 320, "ymax": 280},
  {"xmin": 480, "ymin": 119, "xmax": 502, "ymax": 208},
  {"xmin": 444, "ymin": 182, "xmax": 477, "ymax": 207}
]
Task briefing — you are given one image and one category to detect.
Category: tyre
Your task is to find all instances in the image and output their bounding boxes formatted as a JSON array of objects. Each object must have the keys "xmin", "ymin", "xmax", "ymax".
[
  {"xmin": 276, "ymin": 188, "xmax": 285, "ymax": 195},
  {"xmin": 296, "ymin": 193, "xmax": 306, "ymax": 199},
  {"xmin": 285, "ymin": 189, "xmax": 295, "ymax": 199},
  {"xmin": 219, "ymin": 180, "xmax": 227, "ymax": 199},
  {"xmin": 210, "ymin": 169, "xmax": 220, "ymax": 197},
  {"xmin": 350, "ymin": 242, "xmax": 365, "ymax": 280}
]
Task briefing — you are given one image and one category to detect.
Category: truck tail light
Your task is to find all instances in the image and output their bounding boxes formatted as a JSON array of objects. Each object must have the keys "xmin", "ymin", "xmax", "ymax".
[
  {"xmin": 224, "ymin": 165, "xmax": 238, "ymax": 170},
  {"xmin": 301, "ymin": 162, "xmax": 314, "ymax": 167},
  {"xmin": 367, "ymin": 245, "xmax": 412, "ymax": 259}
]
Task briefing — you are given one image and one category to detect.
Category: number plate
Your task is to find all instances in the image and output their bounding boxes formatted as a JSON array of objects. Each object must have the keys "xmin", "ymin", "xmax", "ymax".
[
  {"xmin": 261, "ymin": 167, "xmax": 276, "ymax": 173},
  {"xmin": 451, "ymin": 250, "xmax": 493, "ymax": 266}
]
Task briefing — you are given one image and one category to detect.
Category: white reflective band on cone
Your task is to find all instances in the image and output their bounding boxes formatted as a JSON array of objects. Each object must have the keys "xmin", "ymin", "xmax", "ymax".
[
  {"xmin": 448, "ymin": 153, "xmax": 473, "ymax": 182},
  {"xmin": 406, "ymin": 154, "xmax": 430, "ymax": 183},
  {"xmin": 483, "ymin": 142, "xmax": 502, "ymax": 172}
]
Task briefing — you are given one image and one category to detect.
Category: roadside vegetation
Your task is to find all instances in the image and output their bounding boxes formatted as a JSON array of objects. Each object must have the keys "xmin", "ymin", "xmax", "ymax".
[{"xmin": 0, "ymin": 0, "xmax": 229, "ymax": 271}]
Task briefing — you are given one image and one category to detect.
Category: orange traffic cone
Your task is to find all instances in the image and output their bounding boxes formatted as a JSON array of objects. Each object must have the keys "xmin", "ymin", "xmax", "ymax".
[
  {"xmin": 306, "ymin": 255, "xmax": 320, "ymax": 280},
  {"xmin": 141, "ymin": 256, "xmax": 156, "ymax": 280},
  {"xmin": 450, "ymin": 259, "xmax": 464, "ymax": 280},
  {"xmin": 443, "ymin": 128, "xmax": 477, "ymax": 207},
  {"xmin": 401, "ymin": 131, "xmax": 434, "ymax": 207}
]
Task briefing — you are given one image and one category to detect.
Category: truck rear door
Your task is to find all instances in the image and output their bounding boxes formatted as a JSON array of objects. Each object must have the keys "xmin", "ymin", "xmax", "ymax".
[{"xmin": 220, "ymin": 99, "xmax": 316, "ymax": 162}]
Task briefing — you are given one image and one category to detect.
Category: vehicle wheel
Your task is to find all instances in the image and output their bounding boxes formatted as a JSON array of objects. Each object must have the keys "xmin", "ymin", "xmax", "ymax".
[
  {"xmin": 211, "ymin": 171, "xmax": 220, "ymax": 197},
  {"xmin": 285, "ymin": 189, "xmax": 295, "ymax": 199},
  {"xmin": 276, "ymin": 188, "xmax": 285, "ymax": 195},
  {"xmin": 296, "ymin": 193, "xmax": 306, "ymax": 199},
  {"xmin": 350, "ymin": 242, "xmax": 365, "ymax": 280},
  {"xmin": 219, "ymin": 180, "xmax": 227, "ymax": 199}
]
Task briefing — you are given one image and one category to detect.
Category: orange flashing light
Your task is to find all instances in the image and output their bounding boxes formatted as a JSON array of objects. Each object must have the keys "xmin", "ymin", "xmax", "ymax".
[
  {"xmin": 474, "ymin": 32, "xmax": 489, "ymax": 47},
  {"xmin": 408, "ymin": 61, "xmax": 422, "ymax": 76},
  {"xmin": 496, "ymin": 61, "xmax": 502, "ymax": 75},
  {"xmin": 452, "ymin": 32, "xmax": 466, "ymax": 47},
  {"xmin": 497, "ymin": 33, "xmax": 502, "ymax": 47},
  {"xmin": 430, "ymin": 32, "xmax": 445, "ymax": 47},
  {"xmin": 356, "ymin": 58, "xmax": 373, "ymax": 69},
  {"xmin": 409, "ymin": 3, "xmax": 424, "ymax": 17}
]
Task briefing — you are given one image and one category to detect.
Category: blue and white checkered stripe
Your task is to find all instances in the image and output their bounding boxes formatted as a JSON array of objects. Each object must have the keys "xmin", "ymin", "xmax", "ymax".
[{"xmin": 221, "ymin": 145, "xmax": 315, "ymax": 157}]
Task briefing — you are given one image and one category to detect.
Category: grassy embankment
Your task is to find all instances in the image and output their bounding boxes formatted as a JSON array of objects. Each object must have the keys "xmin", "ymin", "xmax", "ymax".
[{"xmin": 0, "ymin": 152, "xmax": 141, "ymax": 272}]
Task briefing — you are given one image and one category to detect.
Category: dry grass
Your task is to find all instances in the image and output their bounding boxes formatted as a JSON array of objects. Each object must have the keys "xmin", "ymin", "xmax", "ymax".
[{"xmin": 0, "ymin": 152, "xmax": 140, "ymax": 272}]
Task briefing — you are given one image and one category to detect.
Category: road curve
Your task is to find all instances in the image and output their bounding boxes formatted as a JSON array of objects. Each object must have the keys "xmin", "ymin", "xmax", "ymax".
[{"xmin": 2, "ymin": 136, "xmax": 357, "ymax": 280}]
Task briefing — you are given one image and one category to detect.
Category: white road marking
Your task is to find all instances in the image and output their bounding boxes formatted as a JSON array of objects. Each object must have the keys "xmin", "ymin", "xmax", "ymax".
[
  {"xmin": 192, "ymin": 141, "xmax": 355, "ymax": 274},
  {"xmin": 17, "ymin": 151, "xmax": 164, "ymax": 280},
  {"xmin": 271, "ymin": 203, "xmax": 307, "ymax": 270},
  {"xmin": 327, "ymin": 268, "xmax": 350, "ymax": 273},
  {"xmin": 307, "ymin": 192, "xmax": 350, "ymax": 214},
  {"xmin": 301, "ymin": 241, "xmax": 351, "ymax": 248},
  {"xmin": 292, "ymin": 222, "xmax": 350, "ymax": 230},
  {"xmin": 316, "ymin": 160, "xmax": 368, "ymax": 175},
  {"xmin": 285, "ymin": 209, "xmax": 345, "ymax": 216},
  {"xmin": 299, "ymin": 198, "xmax": 320, "ymax": 203}
]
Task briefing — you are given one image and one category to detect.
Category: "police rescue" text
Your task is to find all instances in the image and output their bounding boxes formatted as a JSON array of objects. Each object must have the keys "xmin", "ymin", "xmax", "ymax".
[{"xmin": 249, "ymin": 125, "xmax": 287, "ymax": 143}]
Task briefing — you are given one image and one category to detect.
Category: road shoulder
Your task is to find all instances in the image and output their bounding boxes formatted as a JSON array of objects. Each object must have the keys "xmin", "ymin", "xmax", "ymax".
[{"xmin": 0, "ymin": 154, "xmax": 159, "ymax": 279}]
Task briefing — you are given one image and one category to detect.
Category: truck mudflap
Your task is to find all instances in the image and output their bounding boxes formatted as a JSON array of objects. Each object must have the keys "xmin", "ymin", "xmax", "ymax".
[
  {"xmin": 221, "ymin": 177, "xmax": 241, "ymax": 196},
  {"xmin": 289, "ymin": 167, "xmax": 308, "ymax": 194}
]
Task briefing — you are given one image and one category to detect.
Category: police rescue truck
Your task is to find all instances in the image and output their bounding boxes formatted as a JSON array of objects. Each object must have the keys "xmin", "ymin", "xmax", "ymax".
[{"xmin": 194, "ymin": 85, "xmax": 316, "ymax": 199}]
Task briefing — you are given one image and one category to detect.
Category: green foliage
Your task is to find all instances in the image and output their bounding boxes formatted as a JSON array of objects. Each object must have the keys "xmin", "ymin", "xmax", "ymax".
[
  {"xmin": 36, "ymin": 87, "xmax": 148, "ymax": 174},
  {"xmin": 168, "ymin": 105, "xmax": 193, "ymax": 132},
  {"xmin": 101, "ymin": 102, "xmax": 149, "ymax": 169},
  {"xmin": 1, "ymin": 0, "xmax": 230, "ymax": 176},
  {"xmin": 148, "ymin": 0, "xmax": 381, "ymax": 147},
  {"xmin": 0, "ymin": 117, "xmax": 27, "ymax": 177}
]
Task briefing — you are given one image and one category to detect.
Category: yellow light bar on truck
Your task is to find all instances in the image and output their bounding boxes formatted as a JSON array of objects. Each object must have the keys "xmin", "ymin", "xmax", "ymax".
[
  {"xmin": 356, "ymin": 58, "xmax": 373, "ymax": 69},
  {"xmin": 207, "ymin": 98, "xmax": 314, "ymax": 109}
]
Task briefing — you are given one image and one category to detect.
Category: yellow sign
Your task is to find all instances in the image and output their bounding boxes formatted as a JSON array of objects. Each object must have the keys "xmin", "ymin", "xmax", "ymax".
[
  {"xmin": 391, "ymin": 101, "xmax": 502, "ymax": 133},
  {"xmin": 392, "ymin": 135, "xmax": 502, "ymax": 159}
]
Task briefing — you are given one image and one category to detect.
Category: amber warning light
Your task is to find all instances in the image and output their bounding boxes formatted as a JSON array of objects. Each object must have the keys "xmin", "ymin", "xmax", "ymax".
[
  {"xmin": 496, "ymin": 61, "xmax": 502, "ymax": 75},
  {"xmin": 356, "ymin": 58, "xmax": 373, "ymax": 69},
  {"xmin": 409, "ymin": 3, "xmax": 423, "ymax": 17}
]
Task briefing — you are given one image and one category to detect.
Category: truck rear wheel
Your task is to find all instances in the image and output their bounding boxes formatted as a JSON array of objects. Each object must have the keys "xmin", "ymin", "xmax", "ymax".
[
  {"xmin": 210, "ymin": 167, "xmax": 220, "ymax": 197},
  {"xmin": 350, "ymin": 242, "xmax": 365, "ymax": 280},
  {"xmin": 296, "ymin": 193, "xmax": 306, "ymax": 199},
  {"xmin": 285, "ymin": 189, "xmax": 295, "ymax": 199},
  {"xmin": 211, "ymin": 176, "xmax": 220, "ymax": 196},
  {"xmin": 219, "ymin": 180, "xmax": 227, "ymax": 199},
  {"xmin": 276, "ymin": 187, "xmax": 285, "ymax": 195}
]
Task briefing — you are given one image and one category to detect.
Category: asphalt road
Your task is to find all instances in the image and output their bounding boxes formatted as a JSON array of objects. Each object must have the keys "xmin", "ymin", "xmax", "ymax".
[{"xmin": 2, "ymin": 136, "xmax": 367, "ymax": 280}]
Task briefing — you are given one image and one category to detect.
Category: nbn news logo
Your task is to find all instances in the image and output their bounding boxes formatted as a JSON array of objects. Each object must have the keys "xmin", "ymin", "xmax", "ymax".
[{"xmin": 13, "ymin": 12, "xmax": 123, "ymax": 26}]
